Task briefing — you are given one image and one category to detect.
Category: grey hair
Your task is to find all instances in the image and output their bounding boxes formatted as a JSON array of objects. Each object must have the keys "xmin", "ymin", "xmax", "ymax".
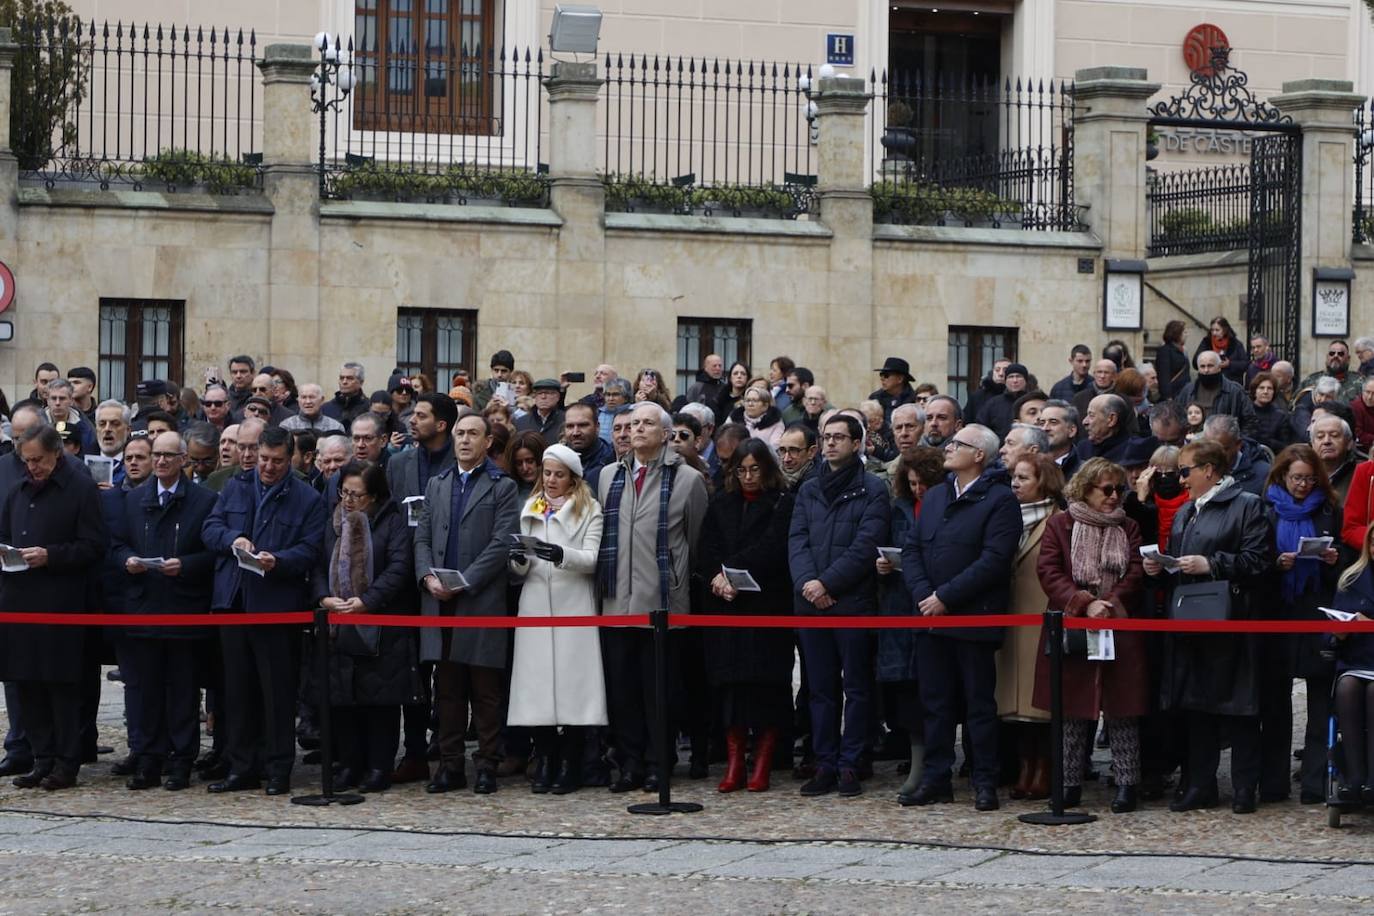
[
  {"xmin": 891, "ymin": 403, "xmax": 925, "ymax": 425},
  {"xmin": 184, "ymin": 421, "xmax": 220, "ymax": 450},
  {"xmin": 1008, "ymin": 423, "xmax": 1049, "ymax": 453},
  {"xmin": 961, "ymin": 423, "xmax": 1000, "ymax": 462},
  {"xmin": 1202, "ymin": 413, "xmax": 1241, "ymax": 441},
  {"xmin": 95, "ymin": 398, "xmax": 131, "ymax": 424},
  {"xmin": 46, "ymin": 378, "xmax": 72, "ymax": 395},
  {"xmin": 204, "ymin": 384, "xmax": 228, "ymax": 399},
  {"xmin": 658, "ymin": 407, "xmax": 675, "ymax": 430},
  {"xmin": 319, "ymin": 433, "xmax": 354, "ymax": 458},
  {"xmin": 604, "ymin": 377, "xmax": 633, "ymax": 399},
  {"xmin": 679, "ymin": 401, "xmax": 716, "ymax": 428},
  {"xmin": 350, "ymin": 412, "xmax": 383, "ymax": 436},
  {"xmin": 1315, "ymin": 376, "xmax": 1341, "ymax": 397},
  {"xmin": 1148, "ymin": 399, "xmax": 1186, "ymax": 425},
  {"xmin": 1043, "ymin": 398, "xmax": 1079, "ymax": 427},
  {"xmin": 1356, "ymin": 337, "xmax": 1374, "ymax": 352},
  {"xmin": 1310, "ymin": 414, "xmax": 1354, "ymax": 443},
  {"xmin": 343, "ymin": 361, "xmax": 365, "ymax": 383}
]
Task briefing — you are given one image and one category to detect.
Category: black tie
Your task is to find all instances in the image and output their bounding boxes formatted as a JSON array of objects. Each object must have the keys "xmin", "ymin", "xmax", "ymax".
[{"xmin": 160, "ymin": 490, "xmax": 171, "ymax": 508}]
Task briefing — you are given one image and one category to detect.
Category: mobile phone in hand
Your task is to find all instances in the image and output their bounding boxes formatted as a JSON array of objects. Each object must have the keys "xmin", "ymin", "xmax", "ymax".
[{"xmin": 563, "ymin": 371, "xmax": 586, "ymax": 383}]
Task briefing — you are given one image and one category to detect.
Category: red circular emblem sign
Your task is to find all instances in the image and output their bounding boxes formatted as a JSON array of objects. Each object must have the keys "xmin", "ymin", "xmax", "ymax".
[
  {"xmin": 1183, "ymin": 23, "xmax": 1230, "ymax": 76},
  {"xmin": 0, "ymin": 261, "xmax": 15, "ymax": 313}
]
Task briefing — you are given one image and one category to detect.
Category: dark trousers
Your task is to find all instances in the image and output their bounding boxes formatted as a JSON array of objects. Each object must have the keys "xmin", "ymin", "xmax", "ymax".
[
  {"xmin": 220, "ymin": 625, "xmax": 298, "ymax": 779},
  {"xmin": 434, "ymin": 659, "xmax": 505, "ymax": 773},
  {"xmin": 600, "ymin": 628, "xmax": 678, "ymax": 775},
  {"xmin": 1258, "ymin": 669, "xmax": 1295, "ymax": 797},
  {"xmin": 1186, "ymin": 711, "xmax": 1260, "ymax": 794},
  {"xmin": 1301, "ymin": 673, "xmax": 1334, "ymax": 798},
  {"xmin": 119, "ymin": 637, "xmax": 200, "ymax": 769},
  {"xmin": 400, "ymin": 663, "xmax": 434, "ymax": 761},
  {"xmin": 336, "ymin": 705, "xmax": 401, "ymax": 773},
  {"xmin": 12, "ymin": 681, "xmax": 81, "ymax": 774},
  {"xmin": 917, "ymin": 635, "xmax": 999, "ymax": 791},
  {"xmin": 3, "ymin": 682, "xmax": 30, "ymax": 762},
  {"xmin": 80, "ymin": 638, "xmax": 102, "ymax": 758},
  {"xmin": 796, "ymin": 627, "xmax": 872, "ymax": 772}
]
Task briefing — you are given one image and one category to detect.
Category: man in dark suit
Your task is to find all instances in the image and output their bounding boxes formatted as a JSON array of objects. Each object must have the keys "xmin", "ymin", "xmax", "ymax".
[
  {"xmin": 202, "ymin": 426, "xmax": 325, "ymax": 796},
  {"xmin": 111, "ymin": 431, "xmax": 218, "ymax": 791},
  {"xmin": 383, "ymin": 391, "xmax": 457, "ymax": 784},
  {"xmin": 0, "ymin": 424, "xmax": 108, "ymax": 790},
  {"xmin": 903, "ymin": 423, "xmax": 1021, "ymax": 812},
  {"xmin": 413, "ymin": 414, "xmax": 518, "ymax": 795}
]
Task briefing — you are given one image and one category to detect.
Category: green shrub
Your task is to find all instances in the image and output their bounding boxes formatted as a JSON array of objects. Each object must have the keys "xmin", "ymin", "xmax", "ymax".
[{"xmin": 140, "ymin": 149, "xmax": 258, "ymax": 192}]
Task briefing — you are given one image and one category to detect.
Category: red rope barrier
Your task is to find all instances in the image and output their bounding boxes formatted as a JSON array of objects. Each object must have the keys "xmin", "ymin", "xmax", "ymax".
[{"xmin": 0, "ymin": 612, "xmax": 312, "ymax": 626}]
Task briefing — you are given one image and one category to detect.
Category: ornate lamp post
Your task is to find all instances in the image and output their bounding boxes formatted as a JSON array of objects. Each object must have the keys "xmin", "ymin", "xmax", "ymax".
[{"xmin": 310, "ymin": 32, "xmax": 356, "ymax": 197}]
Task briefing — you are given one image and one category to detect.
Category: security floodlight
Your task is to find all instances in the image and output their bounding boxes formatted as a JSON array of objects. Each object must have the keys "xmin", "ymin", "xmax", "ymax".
[{"xmin": 549, "ymin": 4, "xmax": 602, "ymax": 54}]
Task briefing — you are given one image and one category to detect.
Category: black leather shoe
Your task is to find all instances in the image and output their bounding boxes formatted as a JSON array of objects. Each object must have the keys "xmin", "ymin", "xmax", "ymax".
[
  {"xmin": 1232, "ymin": 787, "xmax": 1257, "ymax": 814},
  {"xmin": 12, "ymin": 763, "xmax": 53, "ymax": 789},
  {"xmin": 609, "ymin": 772, "xmax": 643, "ymax": 793},
  {"xmin": 530, "ymin": 757, "xmax": 554, "ymax": 794},
  {"xmin": 425, "ymin": 767, "xmax": 467, "ymax": 794},
  {"xmin": 110, "ymin": 755, "xmax": 136, "ymax": 777},
  {"xmin": 207, "ymin": 774, "xmax": 261, "ymax": 793},
  {"xmin": 974, "ymin": 787, "xmax": 1000, "ymax": 811},
  {"xmin": 1110, "ymin": 785, "xmax": 1138, "ymax": 813},
  {"xmin": 163, "ymin": 771, "xmax": 191, "ymax": 791},
  {"xmin": 799, "ymin": 768, "xmax": 837, "ymax": 797},
  {"xmin": 837, "ymin": 769, "xmax": 862, "ymax": 797},
  {"xmin": 1169, "ymin": 786, "xmax": 1218, "ymax": 812},
  {"xmin": 193, "ymin": 751, "xmax": 222, "ymax": 772},
  {"xmin": 127, "ymin": 770, "xmax": 161, "ymax": 791},
  {"xmin": 265, "ymin": 775, "xmax": 291, "ymax": 796},
  {"xmin": 333, "ymin": 767, "xmax": 360, "ymax": 790},
  {"xmin": 550, "ymin": 761, "xmax": 581, "ymax": 795},
  {"xmin": 473, "ymin": 770, "xmax": 498, "ymax": 795},
  {"xmin": 0, "ymin": 755, "xmax": 33, "ymax": 777},
  {"xmin": 642, "ymin": 772, "xmax": 661, "ymax": 793},
  {"xmin": 359, "ymin": 769, "xmax": 390, "ymax": 793},
  {"xmin": 40, "ymin": 769, "xmax": 77, "ymax": 791},
  {"xmin": 1062, "ymin": 785, "xmax": 1083, "ymax": 808},
  {"xmin": 898, "ymin": 782, "xmax": 953, "ymax": 806}
]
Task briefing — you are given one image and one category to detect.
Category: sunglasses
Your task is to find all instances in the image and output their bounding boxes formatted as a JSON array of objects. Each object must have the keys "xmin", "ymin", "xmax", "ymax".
[
  {"xmin": 670, "ymin": 430, "xmax": 694, "ymax": 442},
  {"xmin": 1096, "ymin": 484, "xmax": 1128, "ymax": 497},
  {"xmin": 1177, "ymin": 464, "xmax": 1208, "ymax": 479},
  {"xmin": 202, "ymin": 399, "xmax": 227, "ymax": 407}
]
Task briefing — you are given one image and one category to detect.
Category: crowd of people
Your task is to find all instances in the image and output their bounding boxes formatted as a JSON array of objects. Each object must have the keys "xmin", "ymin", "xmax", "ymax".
[{"xmin": 5, "ymin": 321, "xmax": 1374, "ymax": 818}]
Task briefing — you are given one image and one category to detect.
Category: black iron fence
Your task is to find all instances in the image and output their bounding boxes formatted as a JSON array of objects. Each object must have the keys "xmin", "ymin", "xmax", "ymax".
[
  {"xmin": 319, "ymin": 39, "xmax": 547, "ymax": 205},
  {"xmin": 599, "ymin": 54, "xmax": 817, "ymax": 219},
  {"xmin": 1145, "ymin": 164, "xmax": 1251, "ymax": 257},
  {"xmin": 1354, "ymin": 100, "xmax": 1374, "ymax": 243},
  {"xmin": 869, "ymin": 72, "xmax": 1078, "ymax": 230},
  {"xmin": 13, "ymin": 16, "xmax": 262, "ymax": 192}
]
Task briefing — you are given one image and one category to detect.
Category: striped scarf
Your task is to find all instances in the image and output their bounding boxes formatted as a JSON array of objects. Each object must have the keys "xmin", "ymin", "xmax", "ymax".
[{"xmin": 596, "ymin": 459, "xmax": 678, "ymax": 611}]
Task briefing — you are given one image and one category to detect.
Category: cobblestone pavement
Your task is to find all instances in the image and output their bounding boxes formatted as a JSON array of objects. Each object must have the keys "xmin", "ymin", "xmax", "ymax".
[{"xmin": 0, "ymin": 674, "xmax": 1371, "ymax": 912}]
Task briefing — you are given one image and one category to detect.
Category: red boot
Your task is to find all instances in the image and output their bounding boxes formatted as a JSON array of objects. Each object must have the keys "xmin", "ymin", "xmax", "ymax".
[
  {"xmin": 717, "ymin": 727, "xmax": 747, "ymax": 792},
  {"xmin": 747, "ymin": 728, "xmax": 779, "ymax": 792}
]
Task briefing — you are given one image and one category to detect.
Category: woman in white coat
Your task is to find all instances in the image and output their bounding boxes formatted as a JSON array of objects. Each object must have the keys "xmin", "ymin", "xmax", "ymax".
[{"xmin": 508, "ymin": 443, "xmax": 607, "ymax": 794}]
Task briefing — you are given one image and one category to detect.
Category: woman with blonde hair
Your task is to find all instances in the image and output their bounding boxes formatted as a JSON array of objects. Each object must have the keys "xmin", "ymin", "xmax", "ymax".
[
  {"xmin": 507, "ymin": 443, "xmax": 606, "ymax": 794},
  {"xmin": 729, "ymin": 385, "xmax": 785, "ymax": 451}
]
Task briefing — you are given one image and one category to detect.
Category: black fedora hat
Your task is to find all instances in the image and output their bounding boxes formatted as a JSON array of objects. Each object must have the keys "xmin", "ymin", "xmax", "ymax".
[{"xmin": 876, "ymin": 357, "xmax": 914, "ymax": 382}]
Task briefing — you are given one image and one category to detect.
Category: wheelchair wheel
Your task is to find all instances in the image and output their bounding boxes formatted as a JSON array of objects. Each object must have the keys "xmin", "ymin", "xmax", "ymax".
[{"xmin": 1329, "ymin": 805, "xmax": 1343, "ymax": 828}]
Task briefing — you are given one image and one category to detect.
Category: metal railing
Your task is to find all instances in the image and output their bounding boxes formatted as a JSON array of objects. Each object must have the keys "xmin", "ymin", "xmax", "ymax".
[
  {"xmin": 599, "ymin": 54, "xmax": 817, "ymax": 219},
  {"xmin": 14, "ymin": 16, "xmax": 262, "ymax": 192},
  {"xmin": 869, "ymin": 72, "xmax": 1078, "ymax": 230},
  {"xmin": 1354, "ymin": 99, "xmax": 1373, "ymax": 243},
  {"xmin": 319, "ymin": 39, "xmax": 547, "ymax": 205},
  {"xmin": 1146, "ymin": 164, "xmax": 1251, "ymax": 257}
]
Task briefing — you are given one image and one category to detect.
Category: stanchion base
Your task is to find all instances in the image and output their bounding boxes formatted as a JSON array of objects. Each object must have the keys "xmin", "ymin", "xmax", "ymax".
[
  {"xmin": 291, "ymin": 793, "xmax": 366, "ymax": 806},
  {"xmin": 1017, "ymin": 811, "xmax": 1097, "ymax": 826},
  {"xmin": 627, "ymin": 801, "xmax": 704, "ymax": 816}
]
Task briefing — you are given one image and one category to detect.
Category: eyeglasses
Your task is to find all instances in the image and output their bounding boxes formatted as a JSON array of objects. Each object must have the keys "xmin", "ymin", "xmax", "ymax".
[
  {"xmin": 777, "ymin": 446, "xmax": 809, "ymax": 457},
  {"xmin": 944, "ymin": 439, "xmax": 978, "ymax": 452},
  {"xmin": 188, "ymin": 455, "xmax": 217, "ymax": 466},
  {"xmin": 1095, "ymin": 483, "xmax": 1128, "ymax": 497},
  {"xmin": 151, "ymin": 451, "xmax": 184, "ymax": 461},
  {"xmin": 820, "ymin": 433, "xmax": 852, "ymax": 443},
  {"xmin": 1286, "ymin": 474, "xmax": 1318, "ymax": 486},
  {"xmin": 735, "ymin": 465, "xmax": 763, "ymax": 477},
  {"xmin": 339, "ymin": 488, "xmax": 368, "ymax": 501}
]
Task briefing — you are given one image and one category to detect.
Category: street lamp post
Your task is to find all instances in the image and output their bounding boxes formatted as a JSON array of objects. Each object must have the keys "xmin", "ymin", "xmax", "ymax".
[{"xmin": 310, "ymin": 32, "xmax": 356, "ymax": 198}]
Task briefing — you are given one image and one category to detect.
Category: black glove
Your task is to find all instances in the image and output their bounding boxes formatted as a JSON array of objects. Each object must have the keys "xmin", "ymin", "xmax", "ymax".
[
  {"xmin": 533, "ymin": 543, "xmax": 564, "ymax": 565},
  {"xmin": 509, "ymin": 548, "xmax": 528, "ymax": 566}
]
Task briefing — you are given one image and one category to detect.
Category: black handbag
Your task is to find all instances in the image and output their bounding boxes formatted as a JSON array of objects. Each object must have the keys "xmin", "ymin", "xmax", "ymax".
[
  {"xmin": 1170, "ymin": 580, "xmax": 1232, "ymax": 620},
  {"xmin": 332, "ymin": 623, "xmax": 382, "ymax": 657}
]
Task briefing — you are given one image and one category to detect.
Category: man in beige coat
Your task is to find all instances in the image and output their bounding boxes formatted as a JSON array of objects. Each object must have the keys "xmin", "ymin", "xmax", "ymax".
[{"xmin": 596, "ymin": 403, "xmax": 707, "ymax": 792}]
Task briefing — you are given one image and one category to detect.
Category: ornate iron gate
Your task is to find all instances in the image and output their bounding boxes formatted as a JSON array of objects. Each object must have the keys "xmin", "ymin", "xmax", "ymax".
[{"xmin": 1147, "ymin": 47, "xmax": 1302, "ymax": 373}]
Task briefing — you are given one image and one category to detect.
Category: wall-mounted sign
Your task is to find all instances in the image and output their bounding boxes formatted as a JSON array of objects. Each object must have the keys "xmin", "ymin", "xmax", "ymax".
[
  {"xmin": 1183, "ymin": 24, "xmax": 1230, "ymax": 76},
  {"xmin": 826, "ymin": 34, "xmax": 854, "ymax": 67},
  {"xmin": 0, "ymin": 261, "xmax": 15, "ymax": 313},
  {"xmin": 1103, "ymin": 259, "xmax": 1147, "ymax": 331},
  {"xmin": 1313, "ymin": 267, "xmax": 1354, "ymax": 337},
  {"xmin": 1154, "ymin": 127, "xmax": 1252, "ymax": 156},
  {"xmin": 0, "ymin": 321, "xmax": 12, "ymax": 342}
]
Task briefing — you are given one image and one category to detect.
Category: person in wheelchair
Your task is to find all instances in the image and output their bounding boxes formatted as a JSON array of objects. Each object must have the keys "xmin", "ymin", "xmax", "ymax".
[{"xmin": 1329, "ymin": 522, "xmax": 1374, "ymax": 803}]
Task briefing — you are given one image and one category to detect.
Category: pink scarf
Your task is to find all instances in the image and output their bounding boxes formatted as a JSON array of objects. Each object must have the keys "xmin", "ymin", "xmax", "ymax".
[{"xmin": 1066, "ymin": 500, "xmax": 1129, "ymax": 598}]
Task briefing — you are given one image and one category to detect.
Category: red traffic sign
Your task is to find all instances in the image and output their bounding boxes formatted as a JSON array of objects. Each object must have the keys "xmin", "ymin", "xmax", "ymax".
[{"xmin": 0, "ymin": 262, "xmax": 14, "ymax": 313}]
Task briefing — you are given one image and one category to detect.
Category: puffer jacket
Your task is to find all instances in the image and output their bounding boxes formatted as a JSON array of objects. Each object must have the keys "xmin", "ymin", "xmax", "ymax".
[{"xmin": 788, "ymin": 458, "xmax": 890, "ymax": 615}]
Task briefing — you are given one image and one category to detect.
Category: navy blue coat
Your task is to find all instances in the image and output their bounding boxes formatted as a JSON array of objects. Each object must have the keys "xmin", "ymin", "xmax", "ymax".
[
  {"xmin": 788, "ymin": 461, "xmax": 890, "ymax": 614},
  {"xmin": 877, "ymin": 496, "xmax": 917, "ymax": 682},
  {"xmin": 1331, "ymin": 567, "xmax": 1374, "ymax": 673},
  {"xmin": 902, "ymin": 471, "xmax": 1021, "ymax": 643},
  {"xmin": 202, "ymin": 469, "xmax": 326, "ymax": 612},
  {"xmin": 110, "ymin": 478, "xmax": 218, "ymax": 638}
]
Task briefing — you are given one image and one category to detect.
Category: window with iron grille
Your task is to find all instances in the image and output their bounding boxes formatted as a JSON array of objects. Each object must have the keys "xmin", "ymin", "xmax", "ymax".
[
  {"xmin": 353, "ymin": 0, "xmax": 498, "ymax": 134},
  {"xmin": 947, "ymin": 325, "xmax": 1017, "ymax": 407},
  {"xmin": 675, "ymin": 318, "xmax": 752, "ymax": 397},
  {"xmin": 98, "ymin": 299, "xmax": 184, "ymax": 404},
  {"xmin": 397, "ymin": 308, "xmax": 477, "ymax": 387}
]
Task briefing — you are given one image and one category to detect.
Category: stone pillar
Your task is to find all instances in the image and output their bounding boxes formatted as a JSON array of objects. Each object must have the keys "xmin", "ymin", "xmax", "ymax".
[
  {"xmin": 0, "ymin": 28, "xmax": 20, "ymax": 396},
  {"xmin": 813, "ymin": 76, "xmax": 874, "ymax": 405},
  {"xmin": 544, "ymin": 61, "xmax": 607, "ymax": 378},
  {"xmin": 1270, "ymin": 79, "xmax": 1366, "ymax": 375},
  {"xmin": 256, "ymin": 44, "xmax": 322, "ymax": 382}
]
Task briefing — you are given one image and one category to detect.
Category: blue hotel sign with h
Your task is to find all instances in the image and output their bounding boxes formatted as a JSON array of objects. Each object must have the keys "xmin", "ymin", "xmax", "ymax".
[{"xmin": 826, "ymin": 34, "xmax": 854, "ymax": 66}]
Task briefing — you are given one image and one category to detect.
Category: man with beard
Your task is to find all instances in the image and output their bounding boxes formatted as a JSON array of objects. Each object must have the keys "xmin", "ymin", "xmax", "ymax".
[
  {"xmin": 919, "ymin": 396, "xmax": 961, "ymax": 448},
  {"xmin": 1037, "ymin": 400, "xmax": 1081, "ymax": 478},
  {"xmin": 1173, "ymin": 350, "xmax": 1257, "ymax": 437},
  {"xmin": 1298, "ymin": 339, "xmax": 1363, "ymax": 404},
  {"xmin": 778, "ymin": 424, "xmax": 818, "ymax": 492}
]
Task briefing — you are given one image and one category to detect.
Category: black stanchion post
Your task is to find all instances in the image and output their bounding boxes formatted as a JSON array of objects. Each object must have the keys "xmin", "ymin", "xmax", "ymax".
[
  {"xmin": 628, "ymin": 609, "xmax": 703, "ymax": 816},
  {"xmin": 293, "ymin": 606, "xmax": 364, "ymax": 807},
  {"xmin": 1019, "ymin": 609, "xmax": 1095, "ymax": 826}
]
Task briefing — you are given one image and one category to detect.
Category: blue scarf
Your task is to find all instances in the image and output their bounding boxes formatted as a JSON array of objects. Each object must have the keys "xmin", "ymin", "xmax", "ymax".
[
  {"xmin": 1266, "ymin": 483, "xmax": 1323, "ymax": 603},
  {"xmin": 596, "ymin": 457, "xmax": 677, "ymax": 610}
]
